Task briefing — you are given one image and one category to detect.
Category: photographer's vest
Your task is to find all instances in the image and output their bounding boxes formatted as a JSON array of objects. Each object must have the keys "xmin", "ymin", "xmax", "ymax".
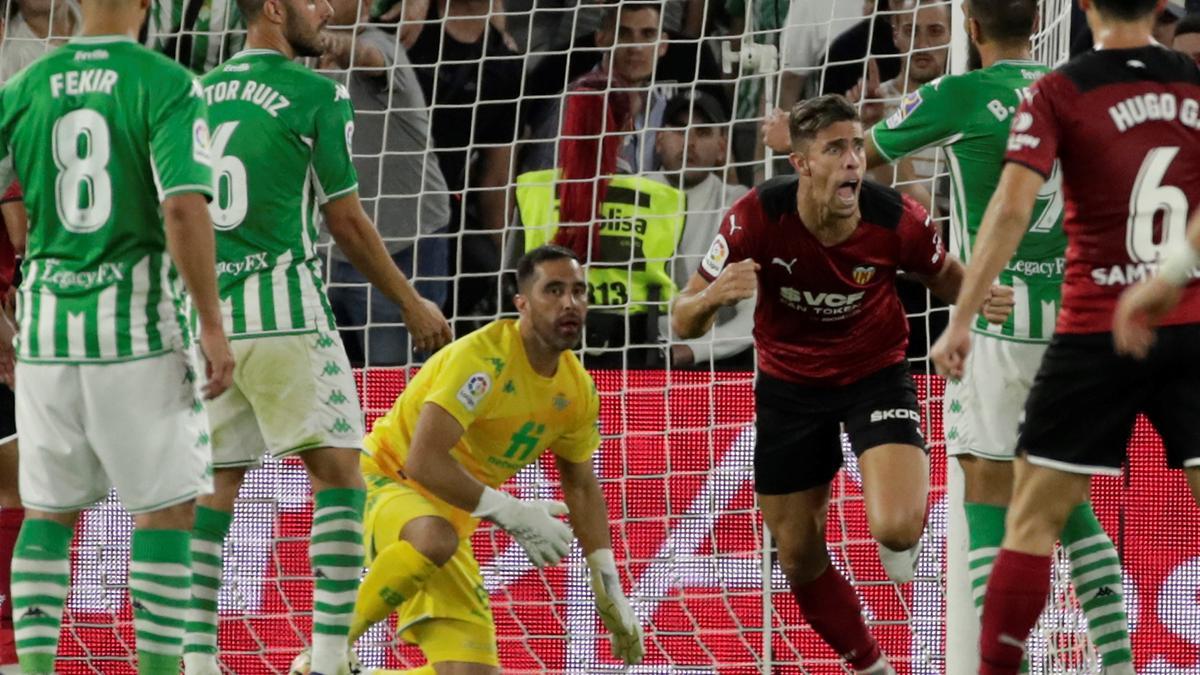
[{"xmin": 517, "ymin": 170, "xmax": 685, "ymax": 314}]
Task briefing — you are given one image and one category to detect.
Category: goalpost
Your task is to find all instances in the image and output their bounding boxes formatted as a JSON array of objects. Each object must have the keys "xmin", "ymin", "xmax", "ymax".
[{"xmin": 1, "ymin": 0, "xmax": 1199, "ymax": 672}]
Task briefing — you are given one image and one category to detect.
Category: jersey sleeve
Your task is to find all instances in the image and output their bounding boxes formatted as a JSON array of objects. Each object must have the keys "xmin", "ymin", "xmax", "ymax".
[
  {"xmin": 310, "ymin": 83, "xmax": 359, "ymax": 204},
  {"xmin": 871, "ymin": 79, "xmax": 956, "ymax": 162},
  {"xmin": 150, "ymin": 72, "xmax": 215, "ymax": 201},
  {"xmin": 696, "ymin": 192, "xmax": 760, "ymax": 282},
  {"xmin": 551, "ymin": 371, "xmax": 601, "ymax": 464},
  {"xmin": 1003, "ymin": 74, "xmax": 1063, "ymax": 179},
  {"xmin": 422, "ymin": 349, "xmax": 500, "ymax": 433},
  {"xmin": 897, "ymin": 194, "xmax": 946, "ymax": 277}
]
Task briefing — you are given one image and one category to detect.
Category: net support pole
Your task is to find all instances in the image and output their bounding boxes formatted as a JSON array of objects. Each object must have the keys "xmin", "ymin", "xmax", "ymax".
[{"xmin": 945, "ymin": 2, "xmax": 982, "ymax": 671}]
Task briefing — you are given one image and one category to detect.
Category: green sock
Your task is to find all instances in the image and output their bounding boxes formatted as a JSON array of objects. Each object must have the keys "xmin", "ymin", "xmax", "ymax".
[
  {"xmin": 130, "ymin": 529, "xmax": 193, "ymax": 674},
  {"xmin": 964, "ymin": 502, "xmax": 1007, "ymax": 616},
  {"xmin": 183, "ymin": 506, "xmax": 233, "ymax": 658},
  {"xmin": 1061, "ymin": 503, "xmax": 1134, "ymax": 668},
  {"xmin": 309, "ymin": 488, "xmax": 366, "ymax": 675},
  {"xmin": 13, "ymin": 519, "xmax": 73, "ymax": 675}
]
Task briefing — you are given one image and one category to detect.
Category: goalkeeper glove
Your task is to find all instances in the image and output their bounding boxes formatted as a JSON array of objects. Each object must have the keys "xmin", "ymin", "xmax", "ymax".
[
  {"xmin": 472, "ymin": 486, "xmax": 574, "ymax": 567},
  {"xmin": 587, "ymin": 549, "xmax": 645, "ymax": 665}
]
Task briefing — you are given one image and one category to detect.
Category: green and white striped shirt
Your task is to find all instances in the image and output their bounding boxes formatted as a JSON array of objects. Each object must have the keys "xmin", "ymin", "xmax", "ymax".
[
  {"xmin": 0, "ymin": 36, "xmax": 213, "ymax": 363},
  {"xmin": 201, "ymin": 49, "xmax": 357, "ymax": 339}
]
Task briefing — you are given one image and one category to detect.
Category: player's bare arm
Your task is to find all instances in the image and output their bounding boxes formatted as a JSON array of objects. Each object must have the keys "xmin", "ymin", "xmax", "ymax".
[
  {"xmin": 911, "ymin": 257, "xmax": 1016, "ymax": 325},
  {"xmin": 404, "ymin": 402, "xmax": 486, "ymax": 511},
  {"xmin": 558, "ymin": 456, "xmax": 645, "ymax": 665},
  {"xmin": 406, "ymin": 401, "xmax": 575, "ymax": 567},
  {"xmin": 322, "ymin": 192, "xmax": 453, "ymax": 352},
  {"xmin": 0, "ymin": 199, "xmax": 26, "ymax": 256},
  {"xmin": 163, "ymin": 192, "xmax": 234, "ymax": 399},
  {"xmin": 1114, "ymin": 204, "xmax": 1200, "ymax": 358},
  {"xmin": 671, "ymin": 260, "xmax": 759, "ymax": 339},
  {"xmin": 931, "ymin": 163, "xmax": 1043, "ymax": 378}
]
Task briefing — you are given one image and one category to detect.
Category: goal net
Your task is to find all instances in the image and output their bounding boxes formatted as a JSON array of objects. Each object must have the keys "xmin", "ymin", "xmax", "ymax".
[{"xmin": 1, "ymin": 0, "xmax": 1199, "ymax": 672}]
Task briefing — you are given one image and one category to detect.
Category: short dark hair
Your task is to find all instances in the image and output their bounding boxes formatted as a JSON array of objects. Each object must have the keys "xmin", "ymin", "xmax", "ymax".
[
  {"xmin": 966, "ymin": 0, "xmax": 1038, "ymax": 43},
  {"xmin": 1175, "ymin": 12, "xmax": 1200, "ymax": 39},
  {"xmin": 789, "ymin": 95, "xmax": 860, "ymax": 149},
  {"xmin": 599, "ymin": 1, "xmax": 663, "ymax": 29},
  {"xmin": 1091, "ymin": 0, "xmax": 1160, "ymax": 22},
  {"xmin": 516, "ymin": 245, "xmax": 580, "ymax": 291},
  {"xmin": 236, "ymin": 0, "xmax": 268, "ymax": 20}
]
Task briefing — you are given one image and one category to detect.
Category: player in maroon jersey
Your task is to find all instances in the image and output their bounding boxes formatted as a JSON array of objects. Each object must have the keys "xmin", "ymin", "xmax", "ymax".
[
  {"xmin": 673, "ymin": 95, "xmax": 1012, "ymax": 674},
  {"xmin": 930, "ymin": 0, "xmax": 1200, "ymax": 672},
  {"xmin": 0, "ymin": 180, "xmax": 24, "ymax": 668}
]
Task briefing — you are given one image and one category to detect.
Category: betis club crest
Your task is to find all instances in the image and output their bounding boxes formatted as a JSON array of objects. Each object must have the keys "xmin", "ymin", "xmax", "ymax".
[{"xmin": 852, "ymin": 265, "xmax": 876, "ymax": 285}]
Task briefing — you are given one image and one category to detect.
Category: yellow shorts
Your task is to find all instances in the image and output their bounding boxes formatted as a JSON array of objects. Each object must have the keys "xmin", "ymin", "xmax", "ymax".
[{"xmin": 363, "ymin": 470, "xmax": 499, "ymax": 667}]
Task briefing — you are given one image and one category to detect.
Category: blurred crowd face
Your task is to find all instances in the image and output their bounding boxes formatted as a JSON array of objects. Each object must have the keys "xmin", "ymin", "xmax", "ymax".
[
  {"xmin": 596, "ymin": 6, "xmax": 667, "ymax": 85},
  {"xmin": 656, "ymin": 113, "xmax": 728, "ymax": 188},
  {"xmin": 893, "ymin": 1, "xmax": 950, "ymax": 85},
  {"xmin": 1174, "ymin": 30, "xmax": 1200, "ymax": 61},
  {"xmin": 327, "ymin": 0, "xmax": 368, "ymax": 27}
]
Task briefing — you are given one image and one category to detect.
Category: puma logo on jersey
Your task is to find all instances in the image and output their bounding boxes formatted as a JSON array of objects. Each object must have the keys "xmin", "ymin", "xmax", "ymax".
[
  {"xmin": 727, "ymin": 214, "xmax": 742, "ymax": 235},
  {"xmin": 772, "ymin": 257, "xmax": 797, "ymax": 274}
]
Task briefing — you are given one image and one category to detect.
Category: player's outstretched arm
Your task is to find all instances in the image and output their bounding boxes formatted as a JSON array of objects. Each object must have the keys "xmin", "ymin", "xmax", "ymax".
[
  {"xmin": 557, "ymin": 456, "xmax": 644, "ymax": 665},
  {"xmin": 1114, "ymin": 207, "xmax": 1200, "ymax": 358},
  {"xmin": 406, "ymin": 402, "xmax": 575, "ymax": 567},
  {"xmin": 163, "ymin": 193, "xmax": 234, "ymax": 399},
  {"xmin": 931, "ymin": 163, "xmax": 1043, "ymax": 379},
  {"xmin": 322, "ymin": 193, "xmax": 452, "ymax": 353},
  {"xmin": 672, "ymin": 260, "xmax": 759, "ymax": 340}
]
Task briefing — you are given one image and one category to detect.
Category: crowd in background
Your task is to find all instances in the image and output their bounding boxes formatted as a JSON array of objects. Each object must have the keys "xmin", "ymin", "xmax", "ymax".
[{"xmin": 2, "ymin": 0, "xmax": 1198, "ymax": 372}]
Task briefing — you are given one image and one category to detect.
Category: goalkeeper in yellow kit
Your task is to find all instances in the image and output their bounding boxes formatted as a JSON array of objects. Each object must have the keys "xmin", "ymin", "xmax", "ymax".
[{"xmin": 296, "ymin": 245, "xmax": 643, "ymax": 673}]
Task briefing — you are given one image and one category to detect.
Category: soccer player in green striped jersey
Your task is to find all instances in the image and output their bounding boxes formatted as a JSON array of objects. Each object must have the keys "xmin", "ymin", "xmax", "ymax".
[
  {"xmin": 0, "ymin": 0, "xmax": 235, "ymax": 672},
  {"xmin": 869, "ymin": 1, "xmax": 1133, "ymax": 671},
  {"xmin": 180, "ymin": 2, "xmax": 452, "ymax": 674}
]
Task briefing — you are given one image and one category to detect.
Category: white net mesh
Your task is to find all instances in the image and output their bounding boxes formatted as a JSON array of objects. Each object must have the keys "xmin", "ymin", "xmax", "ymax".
[{"xmin": 2, "ymin": 0, "xmax": 1200, "ymax": 672}]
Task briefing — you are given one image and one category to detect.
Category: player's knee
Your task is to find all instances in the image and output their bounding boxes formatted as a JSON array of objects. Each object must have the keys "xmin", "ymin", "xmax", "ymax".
[
  {"xmin": 871, "ymin": 511, "xmax": 925, "ymax": 553},
  {"xmin": 775, "ymin": 537, "xmax": 830, "ymax": 585},
  {"xmin": 303, "ymin": 446, "xmax": 366, "ymax": 492},
  {"xmin": 402, "ymin": 516, "xmax": 459, "ymax": 567}
]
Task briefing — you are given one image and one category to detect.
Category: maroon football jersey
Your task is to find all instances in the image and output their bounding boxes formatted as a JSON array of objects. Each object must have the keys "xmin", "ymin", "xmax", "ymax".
[
  {"xmin": 1005, "ymin": 45, "xmax": 1200, "ymax": 334},
  {"xmin": 698, "ymin": 177, "xmax": 945, "ymax": 386}
]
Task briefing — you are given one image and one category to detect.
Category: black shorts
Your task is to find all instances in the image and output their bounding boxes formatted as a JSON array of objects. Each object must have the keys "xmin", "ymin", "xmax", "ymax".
[
  {"xmin": 1019, "ymin": 325, "xmax": 1200, "ymax": 475},
  {"xmin": 754, "ymin": 363, "xmax": 927, "ymax": 495},
  {"xmin": 0, "ymin": 383, "xmax": 13, "ymax": 443}
]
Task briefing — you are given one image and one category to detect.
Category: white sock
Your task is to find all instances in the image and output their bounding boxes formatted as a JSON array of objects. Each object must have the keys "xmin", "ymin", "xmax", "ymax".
[
  {"xmin": 877, "ymin": 540, "xmax": 922, "ymax": 584},
  {"xmin": 855, "ymin": 656, "xmax": 895, "ymax": 675},
  {"xmin": 183, "ymin": 652, "xmax": 223, "ymax": 674}
]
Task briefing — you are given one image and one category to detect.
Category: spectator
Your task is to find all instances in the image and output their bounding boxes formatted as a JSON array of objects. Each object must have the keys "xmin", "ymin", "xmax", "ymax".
[
  {"xmin": 514, "ymin": 170, "xmax": 686, "ymax": 369},
  {"xmin": 404, "ymin": 0, "xmax": 524, "ymax": 329},
  {"xmin": 652, "ymin": 91, "xmax": 753, "ymax": 369},
  {"xmin": 530, "ymin": 1, "xmax": 671, "ymax": 262},
  {"xmin": 1172, "ymin": 12, "xmax": 1200, "ymax": 60},
  {"xmin": 776, "ymin": 0, "xmax": 861, "ymax": 108},
  {"xmin": 727, "ymin": 0, "xmax": 790, "ymax": 186},
  {"xmin": 319, "ymin": 0, "xmax": 452, "ymax": 367},
  {"xmin": 1154, "ymin": 2, "xmax": 1186, "ymax": 45},
  {"xmin": 0, "ymin": 0, "xmax": 79, "ymax": 83},
  {"xmin": 813, "ymin": 0, "xmax": 902, "ymax": 99},
  {"xmin": 861, "ymin": 0, "xmax": 949, "ymax": 211},
  {"xmin": 144, "ymin": 0, "xmax": 245, "ymax": 73},
  {"xmin": 518, "ymin": 0, "xmax": 724, "ymax": 131}
]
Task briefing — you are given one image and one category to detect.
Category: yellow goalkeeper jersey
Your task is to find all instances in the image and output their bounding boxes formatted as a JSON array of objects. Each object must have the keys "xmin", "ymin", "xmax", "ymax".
[{"xmin": 363, "ymin": 319, "xmax": 601, "ymax": 489}]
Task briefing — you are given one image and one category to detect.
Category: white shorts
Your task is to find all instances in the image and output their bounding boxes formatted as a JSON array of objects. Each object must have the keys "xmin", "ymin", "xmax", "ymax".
[
  {"xmin": 208, "ymin": 331, "xmax": 363, "ymax": 467},
  {"xmin": 944, "ymin": 335, "xmax": 1048, "ymax": 461},
  {"xmin": 16, "ymin": 351, "xmax": 213, "ymax": 514}
]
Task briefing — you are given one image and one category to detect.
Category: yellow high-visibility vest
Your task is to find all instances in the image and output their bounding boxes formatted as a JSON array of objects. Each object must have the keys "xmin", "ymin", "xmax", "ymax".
[{"xmin": 517, "ymin": 169, "xmax": 685, "ymax": 314}]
